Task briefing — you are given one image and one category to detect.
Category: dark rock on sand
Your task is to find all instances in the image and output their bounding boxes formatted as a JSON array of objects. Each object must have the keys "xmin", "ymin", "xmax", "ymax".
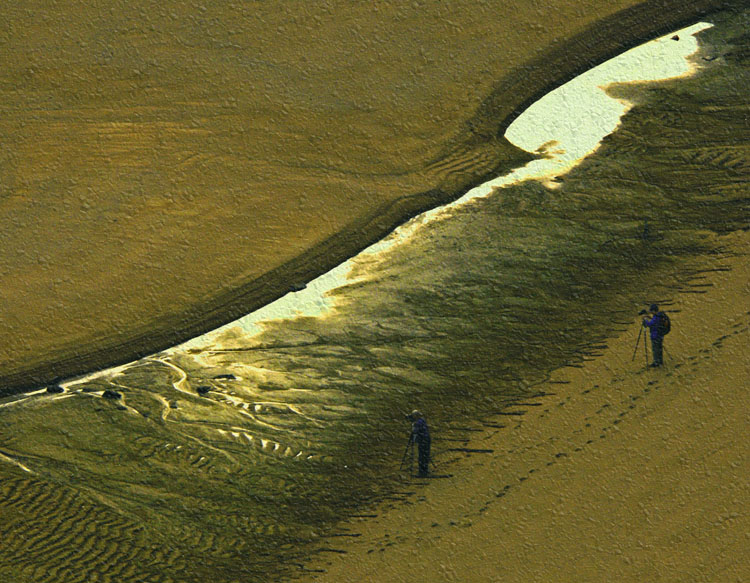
[
  {"xmin": 196, "ymin": 386, "xmax": 211, "ymax": 395},
  {"xmin": 46, "ymin": 385, "xmax": 65, "ymax": 394},
  {"xmin": 102, "ymin": 389, "xmax": 122, "ymax": 400}
]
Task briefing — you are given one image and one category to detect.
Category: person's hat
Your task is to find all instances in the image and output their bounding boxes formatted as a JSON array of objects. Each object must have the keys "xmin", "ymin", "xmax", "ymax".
[
  {"xmin": 410, "ymin": 410, "xmax": 423, "ymax": 419},
  {"xmin": 649, "ymin": 304, "xmax": 659, "ymax": 312}
]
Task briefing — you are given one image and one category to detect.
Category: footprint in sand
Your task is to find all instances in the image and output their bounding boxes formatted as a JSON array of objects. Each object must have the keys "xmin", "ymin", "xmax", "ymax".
[{"xmin": 496, "ymin": 485, "xmax": 512, "ymax": 497}]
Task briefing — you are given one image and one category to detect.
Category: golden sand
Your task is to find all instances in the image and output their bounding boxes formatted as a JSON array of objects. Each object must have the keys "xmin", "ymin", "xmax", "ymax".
[
  {"xmin": 303, "ymin": 229, "xmax": 750, "ymax": 582},
  {"xmin": 0, "ymin": 0, "xmax": 731, "ymax": 392}
]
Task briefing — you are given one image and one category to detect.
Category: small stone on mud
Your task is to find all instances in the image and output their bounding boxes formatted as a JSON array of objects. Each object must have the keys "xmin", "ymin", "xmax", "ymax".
[
  {"xmin": 102, "ymin": 389, "xmax": 122, "ymax": 399},
  {"xmin": 197, "ymin": 385, "xmax": 211, "ymax": 395},
  {"xmin": 170, "ymin": 400, "xmax": 179, "ymax": 409},
  {"xmin": 46, "ymin": 385, "xmax": 64, "ymax": 394},
  {"xmin": 672, "ymin": 35, "xmax": 679, "ymax": 40}
]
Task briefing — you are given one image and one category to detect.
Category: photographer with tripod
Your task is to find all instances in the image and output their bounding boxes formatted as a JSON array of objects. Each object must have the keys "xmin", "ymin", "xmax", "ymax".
[
  {"xmin": 640, "ymin": 304, "xmax": 671, "ymax": 368},
  {"xmin": 402, "ymin": 410, "xmax": 431, "ymax": 477}
]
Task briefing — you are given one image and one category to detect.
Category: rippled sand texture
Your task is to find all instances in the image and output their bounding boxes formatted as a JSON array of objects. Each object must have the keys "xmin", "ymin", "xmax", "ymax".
[
  {"xmin": 0, "ymin": 0, "xmax": 732, "ymax": 392},
  {"xmin": 0, "ymin": 7, "xmax": 748, "ymax": 582}
]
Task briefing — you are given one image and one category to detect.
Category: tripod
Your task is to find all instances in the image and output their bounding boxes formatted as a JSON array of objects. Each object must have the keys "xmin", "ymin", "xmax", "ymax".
[
  {"xmin": 632, "ymin": 324, "xmax": 649, "ymax": 366},
  {"xmin": 399, "ymin": 439, "xmax": 415, "ymax": 474}
]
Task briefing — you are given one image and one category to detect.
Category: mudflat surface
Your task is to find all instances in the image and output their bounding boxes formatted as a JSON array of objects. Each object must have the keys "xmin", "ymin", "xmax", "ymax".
[
  {"xmin": 0, "ymin": 0, "xmax": 728, "ymax": 391},
  {"xmin": 302, "ymin": 229, "xmax": 750, "ymax": 583},
  {"xmin": 0, "ymin": 6, "xmax": 747, "ymax": 582}
]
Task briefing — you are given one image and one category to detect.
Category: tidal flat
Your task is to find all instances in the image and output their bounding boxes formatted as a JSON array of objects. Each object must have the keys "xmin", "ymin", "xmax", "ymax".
[
  {"xmin": 1, "ymin": 5, "xmax": 748, "ymax": 582},
  {"xmin": 0, "ymin": 0, "xmax": 732, "ymax": 392}
]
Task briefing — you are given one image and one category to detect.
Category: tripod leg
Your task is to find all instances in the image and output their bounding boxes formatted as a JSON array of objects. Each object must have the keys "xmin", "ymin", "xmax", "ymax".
[
  {"xmin": 400, "ymin": 439, "xmax": 413, "ymax": 470},
  {"xmin": 632, "ymin": 326, "xmax": 643, "ymax": 361},
  {"xmin": 644, "ymin": 331, "xmax": 649, "ymax": 366}
]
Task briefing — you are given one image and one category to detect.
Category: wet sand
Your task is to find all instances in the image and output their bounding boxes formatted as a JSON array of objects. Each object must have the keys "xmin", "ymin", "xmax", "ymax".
[
  {"xmin": 0, "ymin": 7, "xmax": 747, "ymax": 580},
  {"xmin": 0, "ymin": 0, "xmax": 733, "ymax": 393},
  {"xmin": 301, "ymin": 229, "xmax": 750, "ymax": 582}
]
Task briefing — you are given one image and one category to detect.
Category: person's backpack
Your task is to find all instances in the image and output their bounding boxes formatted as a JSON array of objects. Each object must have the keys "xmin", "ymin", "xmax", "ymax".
[{"xmin": 657, "ymin": 311, "xmax": 671, "ymax": 336}]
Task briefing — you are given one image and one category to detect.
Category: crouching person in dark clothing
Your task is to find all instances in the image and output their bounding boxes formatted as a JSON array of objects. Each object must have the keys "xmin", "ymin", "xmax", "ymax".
[
  {"xmin": 408, "ymin": 410, "xmax": 431, "ymax": 477},
  {"xmin": 642, "ymin": 303, "xmax": 670, "ymax": 367}
]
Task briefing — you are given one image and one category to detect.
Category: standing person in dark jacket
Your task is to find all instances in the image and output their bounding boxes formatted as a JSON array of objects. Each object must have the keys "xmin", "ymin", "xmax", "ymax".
[
  {"xmin": 642, "ymin": 304, "xmax": 667, "ymax": 367},
  {"xmin": 408, "ymin": 410, "xmax": 431, "ymax": 477}
]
